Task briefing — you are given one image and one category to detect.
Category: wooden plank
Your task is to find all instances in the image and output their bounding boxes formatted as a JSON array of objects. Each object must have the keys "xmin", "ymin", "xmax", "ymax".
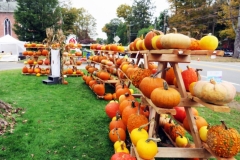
[
  {"xmin": 147, "ymin": 54, "xmax": 191, "ymax": 63},
  {"xmin": 178, "ymin": 97, "xmax": 202, "ymax": 107},
  {"xmin": 149, "ymin": 49, "xmax": 192, "ymax": 55},
  {"xmin": 188, "ymin": 94, "xmax": 231, "ymax": 113},
  {"xmin": 155, "ymin": 147, "xmax": 212, "ymax": 158},
  {"xmin": 141, "ymin": 96, "xmax": 176, "ymax": 115}
]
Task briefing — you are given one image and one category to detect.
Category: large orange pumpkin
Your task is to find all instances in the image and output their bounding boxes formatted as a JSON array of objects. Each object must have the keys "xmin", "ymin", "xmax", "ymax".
[
  {"xmin": 92, "ymin": 82, "xmax": 105, "ymax": 96},
  {"xmin": 139, "ymin": 74, "xmax": 165, "ymax": 99},
  {"xmin": 127, "ymin": 105, "xmax": 149, "ymax": 133},
  {"xmin": 150, "ymin": 81, "xmax": 181, "ymax": 108}
]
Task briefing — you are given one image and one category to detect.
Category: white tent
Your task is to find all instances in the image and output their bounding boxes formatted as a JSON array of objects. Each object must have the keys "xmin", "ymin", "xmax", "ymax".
[{"xmin": 0, "ymin": 34, "xmax": 26, "ymax": 61}]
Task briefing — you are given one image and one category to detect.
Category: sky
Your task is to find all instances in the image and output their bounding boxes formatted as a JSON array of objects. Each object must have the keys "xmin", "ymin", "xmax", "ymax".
[{"xmin": 71, "ymin": 0, "xmax": 169, "ymax": 39}]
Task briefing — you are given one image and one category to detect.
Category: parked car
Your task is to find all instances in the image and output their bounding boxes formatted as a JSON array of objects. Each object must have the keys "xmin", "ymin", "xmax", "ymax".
[
  {"xmin": 18, "ymin": 52, "xmax": 26, "ymax": 60},
  {"xmin": 223, "ymin": 48, "xmax": 233, "ymax": 57}
]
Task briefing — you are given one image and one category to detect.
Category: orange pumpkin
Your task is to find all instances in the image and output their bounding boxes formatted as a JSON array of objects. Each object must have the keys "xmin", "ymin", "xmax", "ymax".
[
  {"xmin": 109, "ymin": 113, "xmax": 126, "ymax": 131},
  {"xmin": 109, "ymin": 128, "xmax": 126, "ymax": 143},
  {"xmin": 127, "ymin": 104, "xmax": 149, "ymax": 133},
  {"xmin": 139, "ymin": 74, "xmax": 165, "ymax": 99},
  {"xmin": 104, "ymin": 93, "xmax": 113, "ymax": 101},
  {"xmin": 22, "ymin": 66, "xmax": 28, "ymax": 73},
  {"xmin": 150, "ymin": 81, "xmax": 181, "ymax": 108},
  {"xmin": 92, "ymin": 82, "xmax": 105, "ymax": 96},
  {"xmin": 183, "ymin": 116, "xmax": 208, "ymax": 132},
  {"xmin": 122, "ymin": 101, "xmax": 143, "ymax": 126}
]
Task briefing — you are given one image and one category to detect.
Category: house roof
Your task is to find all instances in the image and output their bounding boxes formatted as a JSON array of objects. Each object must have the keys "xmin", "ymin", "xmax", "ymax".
[{"xmin": 0, "ymin": 1, "xmax": 17, "ymax": 13}]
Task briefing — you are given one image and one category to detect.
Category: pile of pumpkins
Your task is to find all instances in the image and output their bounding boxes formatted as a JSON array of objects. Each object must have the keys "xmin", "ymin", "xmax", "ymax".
[
  {"xmin": 160, "ymin": 107, "xmax": 240, "ymax": 158},
  {"xmin": 90, "ymin": 43, "xmax": 125, "ymax": 53},
  {"xmin": 105, "ymin": 83, "xmax": 161, "ymax": 160},
  {"xmin": 22, "ymin": 49, "xmax": 49, "ymax": 57},
  {"xmin": 128, "ymin": 28, "xmax": 218, "ymax": 51},
  {"xmin": 22, "ymin": 65, "xmax": 51, "ymax": 76}
]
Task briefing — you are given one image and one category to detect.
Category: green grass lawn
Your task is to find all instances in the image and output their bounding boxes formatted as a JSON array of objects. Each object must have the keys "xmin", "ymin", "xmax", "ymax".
[{"xmin": 0, "ymin": 69, "xmax": 239, "ymax": 160}]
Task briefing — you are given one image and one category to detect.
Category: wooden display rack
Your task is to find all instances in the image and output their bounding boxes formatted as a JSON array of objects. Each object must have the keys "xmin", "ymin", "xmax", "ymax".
[
  {"xmin": 127, "ymin": 50, "xmax": 234, "ymax": 160},
  {"xmin": 88, "ymin": 50, "xmax": 120, "ymax": 99}
]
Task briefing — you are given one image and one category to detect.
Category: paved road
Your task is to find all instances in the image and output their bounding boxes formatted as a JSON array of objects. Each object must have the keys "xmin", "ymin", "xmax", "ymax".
[
  {"xmin": 1, "ymin": 60, "xmax": 240, "ymax": 92},
  {"xmin": 0, "ymin": 61, "xmax": 24, "ymax": 71}
]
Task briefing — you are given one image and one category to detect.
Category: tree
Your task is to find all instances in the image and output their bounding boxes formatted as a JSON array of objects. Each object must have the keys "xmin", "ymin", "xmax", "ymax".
[
  {"xmin": 129, "ymin": 0, "xmax": 156, "ymax": 40},
  {"xmin": 61, "ymin": 7, "xmax": 78, "ymax": 36},
  {"xmin": 167, "ymin": 0, "xmax": 216, "ymax": 38},
  {"xmin": 116, "ymin": 4, "xmax": 132, "ymax": 21},
  {"xmin": 217, "ymin": 0, "xmax": 240, "ymax": 58},
  {"xmin": 74, "ymin": 8, "xmax": 97, "ymax": 43},
  {"xmin": 102, "ymin": 18, "xmax": 122, "ymax": 44},
  {"xmin": 13, "ymin": 0, "xmax": 61, "ymax": 42}
]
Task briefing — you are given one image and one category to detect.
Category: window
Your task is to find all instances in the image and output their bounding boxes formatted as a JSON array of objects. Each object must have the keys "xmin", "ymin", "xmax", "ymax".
[{"xmin": 4, "ymin": 19, "xmax": 11, "ymax": 35}]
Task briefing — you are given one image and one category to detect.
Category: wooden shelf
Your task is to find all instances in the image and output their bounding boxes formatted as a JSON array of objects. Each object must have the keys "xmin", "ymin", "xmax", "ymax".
[{"xmin": 187, "ymin": 93, "xmax": 231, "ymax": 112}]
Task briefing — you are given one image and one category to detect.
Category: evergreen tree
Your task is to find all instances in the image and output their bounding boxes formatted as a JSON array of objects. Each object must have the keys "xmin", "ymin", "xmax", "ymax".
[
  {"xmin": 128, "ymin": 0, "xmax": 156, "ymax": 41},
  {"xmin": 13, "ymin": 0, "xmax": 61, "ymax": 42}
]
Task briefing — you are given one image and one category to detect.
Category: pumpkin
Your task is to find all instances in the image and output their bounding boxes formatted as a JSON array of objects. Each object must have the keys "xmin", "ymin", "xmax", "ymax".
[
  {"xmin": 139, "ymin": 73, "xmax": 165, "ymax": 99},
  {"xmin": 127, "ymin": 103, "xmax": 149, "ymax": 133},
  {"xmin": 22, "ymin": 66, "xmax": 28, "ymax": 73},
  {"xmin": 109, "ymin": 113, "xmax": 126, "ymax": 131},
  {"xmin": 199, "ymin": 33, "xmax": 218, "ymax": 50},
  {"xmin": 151, "ymin": 34, "xmax": 164, "ymax": 50},
  {"xmin": 104, "ymin": 93, "xmax": 113, "ymax": 101},
  {"xmin": 114, "ymin": 140, "xmax": 126, "ymax": 152},
  {"xmin": 92, "ymin": 82, "xmax": 105, "ymax": 96},
  {"xmin": 34, "ymin": 66, "xmax": 41, "ymax": 74},
  {"xmin": 41, "ymin": 49, "xmax": 49, "ymax": 56},
  {"xmin": 183, "ymin": 115, "xmax": 208, "ymax": 132},
  {"xmin": 98, "ymin": 71, "xmax": 110, "ymax": 80},
  {"xmin": 131, "ymin": 66, "xmax": 152, "ymax": 88},
  {"xmin": 116, "ymin": 84, "xmax": 131, "ymax": 99},
  {"xmin": 169, "ymin": 124, "xmax": 186, "ymax": 141},
  {"xmin": 181, "ymin": 66, "xmax": 199, "ymax": 91},
  {"xmin": 119, "ymin": 100, "xmax": 139, "ymax": 115},
  {"xmin": 163, "ymin": 117, "xmax": 175, "ymax": 134},
  {"xmin": 136, "ymin": 138, "xmax": 160, "ymax": 159},
  {"xmin": 188, "ymin": 38, "xmax": 201, "ymax": 50},
  {"xmin": 161, "ymin": 28, "xmax": 191, "ymax": 49},
  {"xmin": 193, "ymin": 79, "xmax": 236, "ymax": 105},
  {"xmin": 144, "ymin": 29, "xmax": 163, "ymax": 50},
  {"xmin": 109, "ymin": 128, "xmax": 126, "ymax": 143},
  {"xmin": 122, "ymin": 101, "xmax": 143, "ymax": 126},
  {"xmin": 206, "ymin": 121, "xmax": 240, "ymax": 158},
  {"xmin": 63, "ymin": 80, "xmax": 68, "ymax": 85},
  {"xmin": 105, "ymin": 102, "xmax": 120, "ymax": 119},
  {"xmin": 130, "ymin": 125, "xmax": 149, "ymax": 146},
  {"xmin": 119, "ymin": 93, "xmax": 135, "ymax": 104},
  {"xmin": 115, "ymin": 143, "xmax": 129, "ymax": 154},
  {"xmin": 150, "ymin": 81, "xmax": 181, "ymax": 108},
  {"xmin": 85, "ymin": 76, "xmax": 93, "ymax": 85},
  {"xmin": 28, "ymin": 67, "xmax": 34, "ymax": 73},
  {"xmin": 44, "ymin": 58, "xmax": 50, "ymax": 65},
  {"xmin": 110, "ymin": 152, "xmax": 136, "ymax": 160},
  {"xmin": 165, "ymin": 67, "xmax": 182, "ymax": 85}
]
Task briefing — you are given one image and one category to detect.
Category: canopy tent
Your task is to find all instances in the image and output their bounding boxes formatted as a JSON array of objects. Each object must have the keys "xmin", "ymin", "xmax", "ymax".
[{"xmin": 0, "ymin": 35, "xmax": 26, "ymax": 61}]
